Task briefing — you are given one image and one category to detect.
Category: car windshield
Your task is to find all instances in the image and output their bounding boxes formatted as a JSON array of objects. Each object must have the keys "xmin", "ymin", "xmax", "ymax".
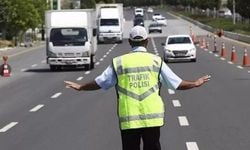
[
  {"xmin": 50, "ymin": 28, "xmax": 87, "ymax": 46},
  {"xmin": 150, "ymin": 23, "xmax": 161, "ymax": 27},
  {"xmin": 100, "ymin": 19, "xmax": 119, "ymax": 26},
  {"xmin": 168, "ymin": 37, "xmax": 191, "ymax": 44}
]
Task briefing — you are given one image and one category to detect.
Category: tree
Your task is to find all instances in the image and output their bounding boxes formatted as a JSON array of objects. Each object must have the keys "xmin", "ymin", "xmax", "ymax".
[
  {"xmin": 0, "ymin": 0, "xmax": 11, "ymax": 39},
  {"xmin": 80, "ymin": 0, "xmax": 96, "ymax": 8}
]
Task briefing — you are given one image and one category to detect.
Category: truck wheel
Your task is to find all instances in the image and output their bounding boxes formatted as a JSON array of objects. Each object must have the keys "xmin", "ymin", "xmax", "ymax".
[{"xmin": 50, "ymin": 65, "xmax": 57, "ymax": 71}]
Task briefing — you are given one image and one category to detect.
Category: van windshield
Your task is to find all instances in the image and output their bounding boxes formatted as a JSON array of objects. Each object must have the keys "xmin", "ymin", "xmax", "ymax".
[
  {"xmin": 50, "ymin": 28, "xmax": 87, "ymax": 46},
  {"xmin": 100, "ymin": 19, "xmax": 119, "ymax": 26}
]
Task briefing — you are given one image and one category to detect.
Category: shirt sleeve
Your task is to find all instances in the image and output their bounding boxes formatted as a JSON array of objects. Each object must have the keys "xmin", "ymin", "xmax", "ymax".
[
  {"xmin": 160, "ymin": 62, "xmax": 182, "ymax": 90},
  {"xmin": 95, "ymin": 65, "xmax": 117, "ymax": 90}
]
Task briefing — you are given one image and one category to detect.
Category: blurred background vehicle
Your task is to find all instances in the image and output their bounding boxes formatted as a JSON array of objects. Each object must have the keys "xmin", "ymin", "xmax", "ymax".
[
  {"xmin": 133, "ymin": 16, "xmax": 144, "ymax": 26},
  {"xmin": 152, "ymin": 13, "xmax": 162, "ymax": 20},
  {"xmin": 148, "ymin": 23, "xmax": 162, "ymax": 33},
  {"xmin": 154, "ymin": 16, "xmax": 167, "ymax": 26},
  {"xmin": 147, "ymin": 7, "xmax": 154, "ymax": 13},
  {"xmin": 134, "ymin": 8, "xmax": 144, "ymax": 17}
]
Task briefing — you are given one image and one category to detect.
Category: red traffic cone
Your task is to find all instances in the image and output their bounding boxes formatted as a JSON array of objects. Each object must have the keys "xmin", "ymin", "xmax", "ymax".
[
  {"xmin": 230, "ymin": 46, "xmax": 237, "ymax": 63},
  {"xmin": 242, "ymin": 48, "xmax": 250, "ymax": 67},
  {"xmin": 1, "ymin": 56, "xmax": 11, "ymax": 77},
  {"xmin": 220, "ymin": 42, "xmax": 227, "ymax": 58}
]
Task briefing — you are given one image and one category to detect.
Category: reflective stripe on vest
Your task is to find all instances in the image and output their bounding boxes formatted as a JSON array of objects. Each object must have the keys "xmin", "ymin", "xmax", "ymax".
[
  {"xmin": 117, "ymin": 84, "xmax": 159, "ymax": 101},
  {"xmin": 119, "ymin": 112, "xmax": 164, "ymax": 122}
]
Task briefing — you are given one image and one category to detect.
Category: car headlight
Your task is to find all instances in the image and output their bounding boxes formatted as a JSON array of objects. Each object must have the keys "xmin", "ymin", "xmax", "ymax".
[
  {"xmin": 82, "ymin": 51, "xmax": 89, "ymax": 57},
  {"xmin": 48, "ymin": 51, "xmax": 57, "ymax": 57},
  {"xmin": 165, "ymin": 49, "xmax": 172, "ymax": 53},
  {"xmin": 190, "ymin": 48, "xmax": 196, "ymax": 52}
]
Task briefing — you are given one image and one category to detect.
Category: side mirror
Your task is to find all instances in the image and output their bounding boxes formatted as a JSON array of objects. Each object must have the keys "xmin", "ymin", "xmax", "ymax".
[{"xmin": 93, "ymin": 28, "xmax": 97, "ymax": 37}]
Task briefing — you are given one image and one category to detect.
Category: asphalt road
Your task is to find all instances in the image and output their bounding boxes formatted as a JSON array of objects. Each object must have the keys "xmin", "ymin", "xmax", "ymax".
[{"xmin": 0, "ymin": 8, "xmax": 250, "ymax": 150}]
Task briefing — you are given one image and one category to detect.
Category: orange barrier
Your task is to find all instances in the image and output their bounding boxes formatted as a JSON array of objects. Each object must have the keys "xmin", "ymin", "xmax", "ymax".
[
  {"xmin": 230, "ymin": 46, "xmax": 237, "ymax": 63},
  {"xmin": 220, "ymin": 42, "xmax": 227, "ymax": 58},
  {"xmin": 1, "ymin": 56, "xmax": 11, "ymax": 77},
  {"xmin": 242, "ymin": 48, "xmax": 250, "ymax": 67}
]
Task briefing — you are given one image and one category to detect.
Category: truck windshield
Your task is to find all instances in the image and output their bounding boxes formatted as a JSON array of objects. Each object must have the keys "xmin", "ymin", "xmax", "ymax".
[
  {"xmin": 100, "ymin": 19, "xmax": 119, "ymax": 26},
  {"xmin": 50, "ymin": 28, "xmax": 88, "ymax": 46}
]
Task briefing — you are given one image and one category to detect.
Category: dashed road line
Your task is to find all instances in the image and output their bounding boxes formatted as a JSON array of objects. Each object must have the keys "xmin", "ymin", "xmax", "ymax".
[
  {"xmin": 172, "ymin": 100, "xmax": 181, "ymax": 107},
  {"xmin": 29, "ymin": 104, "xmax": 44, "ymax": 112},
  {"xmin": 178, "ymin": 116, "xmax": 189, "ymax": 126},
  {"xmin": 237, "ymin": 66, "xmax": 243, "ymax": 69},
  {"xmin": 41, "ymin": 60, "xmax": 46, "ymax": 63},
  {"xmin": 77, "ymin": 77, "xmax": 84, "ymax": 81},
  {"xmin": 168, "ymin": 89, "xmax": 175, "ymax": 95},
  {"xmin": 100, "ymin": 58, "xmax": 104, "ymax": 61},
  {"xmin": 51, "ymin": 92, "xmax": 62, "ymax": 99},
  {"xmin": 0, "ymin": 122, "xmax": 18, "ymax": 133},
  {"xmin": 21, "ymin": 68, "xmax": 28, "ymax": 72},
  {"xmin": 95, "ymin": 62, "xmax": 100, "ymax": 66},
  {"xmin": 31, "ymin": 64, "xmax": 38, "ymax": 68},
  {"xmin": 186, "ymin": 142, "xmax": 199, "ymax": 150},
  {"xmin": 85, "ymin": 71, "xmax": 90, "ymax": 75}
]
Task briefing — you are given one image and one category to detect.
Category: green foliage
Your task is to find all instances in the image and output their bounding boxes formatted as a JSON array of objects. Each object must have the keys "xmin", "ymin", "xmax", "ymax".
[
  {"xmin": 80, "ymin": 0, "xmax": 96, "ymax": 8},
  {"xmin": 0, "ymin": 0, "xmax": 48, "ymax": 40}
]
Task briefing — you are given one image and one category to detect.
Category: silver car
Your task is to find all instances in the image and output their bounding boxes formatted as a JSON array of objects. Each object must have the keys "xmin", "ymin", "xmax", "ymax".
[{"xmin": 148, "ymin": 23, "xmax": 162, "ymax": 33}]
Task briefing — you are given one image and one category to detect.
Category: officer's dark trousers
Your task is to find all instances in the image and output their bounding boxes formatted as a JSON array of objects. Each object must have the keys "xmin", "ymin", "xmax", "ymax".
[{"xmin": 121, "ymin": 127, "xmax": 161, "ymax": 150}]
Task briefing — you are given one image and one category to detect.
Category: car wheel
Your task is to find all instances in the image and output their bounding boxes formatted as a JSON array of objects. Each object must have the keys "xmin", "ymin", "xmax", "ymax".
[{"xmin": 191, "ymin": 58, "xmax": 197, "ymax": 62}]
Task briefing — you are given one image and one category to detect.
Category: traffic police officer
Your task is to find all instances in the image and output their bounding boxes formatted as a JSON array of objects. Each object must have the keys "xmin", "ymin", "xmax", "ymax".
[{"xmin": 64, "ymin": 26, "xmax": 211, "ymax": 150}]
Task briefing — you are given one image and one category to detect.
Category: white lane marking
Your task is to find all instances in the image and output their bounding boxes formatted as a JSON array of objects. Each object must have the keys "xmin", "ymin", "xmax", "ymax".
[
  {"xmin": 41, "ymin": 60, "xmax": 46, "ymax": 64},
  {"xmin": 172, "ymin": 100, "xmax": 181, "ymax": 107},
  {"xmin": 209, "ymin": 51, "xmax": 213, "ymax": 54},
  {"xmin": 168, "ymin": 89, "xmax": 175, "ymax": 95},
  {"xmin": 220, "ymin": 57, "xmax": 225, "ymax": 60},
  {"xmin": 85, "ymin": 71, "xmax": 90, "ymax": 75},
  {"xmin": 29, "ymin": 104, "xmax": 44, "ymax": 112},
  {"xmin": 103, "ymin": 55, "xmax": 107, "ymax": 58},
  {"xmin": 0, "ymin": 122, "xmax": 18, "ymax": 133},
  {"xmin": 106, "ymin": 52, "xmax": 110, "ymax": 55},
  {"xmin": 248, "ymin": 71, "xmax": 250, "ymax": 73},
  {"xmin": 51, "ymin": 92, "xmax": 62, "ymax": 99},
  {"xmin": 178, "ymin": 116, "xmax": 189, "ymax": 126},
  {"xmin": 95, "ymin": 62, "xmax": 100, "ymax": 66},
  {"xmin": 237, "ymin": 66, "xmax": 243, "ymax": 69},
  {"xmin": 109, "ymin": 49, "xmax": 112, "ymax": 52},
  {"xmin": 31, "ymin": 64, "xmax": 38, "ymax": 67},
  {"xmin": 228, "ymin": 61, "xmax": 233, "ymax": 64},
  {"xmin": 214, "ymin": 54, "xmax": 219, "ymax": 57},
  {"xmin": 21, "ymin": 68, "xmax": 28, "ymax": 72},
  {"xmin": 77, "ymin": 77, "xmax": 84, "ymax": 81},
  {"xmin": 186, "ymin": 142, "xmax": 199, "ymax": 150},
  {"xmin": 100, "ymin": 58, "xmax": 104, "ymax": 61}
]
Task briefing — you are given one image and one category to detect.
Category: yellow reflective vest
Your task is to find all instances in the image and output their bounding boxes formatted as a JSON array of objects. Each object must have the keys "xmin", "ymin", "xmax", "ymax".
[{"xmin": 112, "ymin": 51, "xmax": 165, "ymax": 130}]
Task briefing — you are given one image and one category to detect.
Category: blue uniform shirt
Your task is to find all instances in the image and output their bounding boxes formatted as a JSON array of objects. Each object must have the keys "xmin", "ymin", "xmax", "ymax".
[{"xmin": 95, "ymin": 46, "xmax": 182, "ymax": 90}]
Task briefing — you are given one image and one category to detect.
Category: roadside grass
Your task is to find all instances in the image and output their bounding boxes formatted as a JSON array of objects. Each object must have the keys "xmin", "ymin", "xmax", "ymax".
[{"xmin": 177, "ymin": 11, "xmax": 250, "ymax": 36}]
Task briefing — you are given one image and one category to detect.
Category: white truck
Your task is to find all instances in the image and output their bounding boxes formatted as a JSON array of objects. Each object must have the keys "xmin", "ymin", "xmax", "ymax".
[
  {"xmin": 96, "ymin": 3, "xmax": 124, "ymax": 43},
  {"xmin": 45, "ymin": 9, "xmax": 97, "ymax": 71}
]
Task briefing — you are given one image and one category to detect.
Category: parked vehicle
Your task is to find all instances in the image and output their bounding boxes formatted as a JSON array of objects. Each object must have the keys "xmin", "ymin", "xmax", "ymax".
[
  {"xmin": 45, "ymin": 9, "xmax": 97, "ymax": 71},
  {"xmin": 96, "ymin": 4, "xmax": 124, "ymax": 43},
  {"xmin": 162, "ymin": 35, "xmax": 196, "ymax": 62}
]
